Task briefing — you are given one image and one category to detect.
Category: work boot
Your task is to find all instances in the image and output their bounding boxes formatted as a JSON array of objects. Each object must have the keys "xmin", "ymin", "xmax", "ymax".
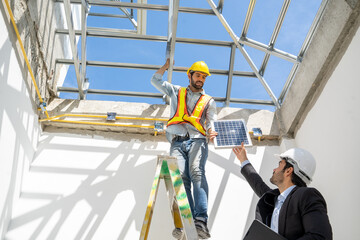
[
  {"xmin": 172, "ymin": 228, "xmax": 184, "ymax": 239},
  {"xmin": 195, "ymin": 219, "xmax": 211, "ymax": 239}
]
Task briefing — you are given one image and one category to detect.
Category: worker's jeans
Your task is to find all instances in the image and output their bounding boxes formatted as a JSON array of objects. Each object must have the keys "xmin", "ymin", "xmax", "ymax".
[{"xmin": 170, "ymin": 137, "xmax": 209, "ymax": 222}]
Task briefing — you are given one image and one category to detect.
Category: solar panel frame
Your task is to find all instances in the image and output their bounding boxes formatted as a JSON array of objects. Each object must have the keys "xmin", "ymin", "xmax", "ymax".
[{"xmin": 211, "ymin": 119, "xmax": 252, "ymax": 149}]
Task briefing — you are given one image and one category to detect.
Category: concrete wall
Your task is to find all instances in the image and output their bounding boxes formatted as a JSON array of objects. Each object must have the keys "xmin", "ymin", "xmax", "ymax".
[
  {"xmin": 0, "ymin": 6, "xmax": 40, "ymax": 239},
  {"xmin": 278, "ymin": 0, "xmax": 360, "ymax": 137},
  {"xmin": 0, "ymin": 0, "xmax": 80, "ymax": 238},
  {"xmin": 295, "ymin": 24, "xmax": 360, "ymax": 240},
  {"xmin": 3, "ymin": 129, "xmax": 281, "ymax": 240},
  {"xmin": 0, "ymin": 0, "xmax": 81, "ymax": 102}
]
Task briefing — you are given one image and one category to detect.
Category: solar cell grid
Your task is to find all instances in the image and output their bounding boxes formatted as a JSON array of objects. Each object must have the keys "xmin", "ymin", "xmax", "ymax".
[{"xmin": 211, "ymin": 119, "xmax": 252, "ymax": 149}]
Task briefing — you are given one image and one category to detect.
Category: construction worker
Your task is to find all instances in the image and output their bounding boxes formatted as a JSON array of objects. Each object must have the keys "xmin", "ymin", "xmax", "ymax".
[
  {"xmin": 151, "ymin": 59, "xmax": 217, "ymax": 239},
  {"xmin": 233, "ymin": 143, "xmax": 333, "ymax": 239}
]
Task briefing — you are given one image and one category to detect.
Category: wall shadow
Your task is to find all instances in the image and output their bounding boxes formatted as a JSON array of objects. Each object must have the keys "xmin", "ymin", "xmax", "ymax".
[
  {"xmin": 6, "ymin": 134, "xmax": 169, "ymax": 239},
  {"xmin": 0, "ymin": 5, "xmax": 41, "ymax": 239}
]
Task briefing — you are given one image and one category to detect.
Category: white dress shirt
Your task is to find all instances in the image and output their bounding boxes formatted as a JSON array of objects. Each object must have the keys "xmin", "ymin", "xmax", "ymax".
[{"xmin": 270, "ymin": 185, "xmax": 296, "ymax": 233}]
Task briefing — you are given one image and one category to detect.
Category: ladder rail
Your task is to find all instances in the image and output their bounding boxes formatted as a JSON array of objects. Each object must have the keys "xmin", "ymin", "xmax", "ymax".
[
  {"xmin": 167, "ymin": 158, "xmax": 198, "ymax": 240},
  {"xmin": 139, "ymin": 158, "xmax": 163, "ymax": 240},
  {"xmin": 140, "ymin": 156, "xmax": 199, "ymax": 240}
]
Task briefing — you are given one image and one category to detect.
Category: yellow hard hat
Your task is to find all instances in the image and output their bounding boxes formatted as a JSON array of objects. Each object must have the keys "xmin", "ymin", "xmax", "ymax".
[{"xmin": 187, "ymin": 61, "xmax": 211, "ymax": 76}]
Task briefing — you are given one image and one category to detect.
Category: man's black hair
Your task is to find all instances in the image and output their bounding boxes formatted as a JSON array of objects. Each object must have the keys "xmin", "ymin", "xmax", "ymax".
[{"xmin": 283, "ymin": 160, "xmax": 307, "ymax": 187}]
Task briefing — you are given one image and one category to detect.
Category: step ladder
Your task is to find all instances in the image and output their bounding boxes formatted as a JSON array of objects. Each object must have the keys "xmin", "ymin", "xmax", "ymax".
[{"xmin": 140, "ymin": 155, "xmax": 198, "ymax": 240}]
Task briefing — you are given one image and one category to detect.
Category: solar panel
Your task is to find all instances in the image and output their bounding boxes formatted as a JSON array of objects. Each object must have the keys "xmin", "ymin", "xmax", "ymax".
[{"xmin": 211, "ymin": 119, "xmax": 252, "ymax": 149}]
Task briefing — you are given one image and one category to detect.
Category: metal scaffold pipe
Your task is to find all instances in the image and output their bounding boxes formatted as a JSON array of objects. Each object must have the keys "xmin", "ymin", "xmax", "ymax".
[{"xmin": 39, "ymin": 113, "xmax": 168, "ymax": 131}]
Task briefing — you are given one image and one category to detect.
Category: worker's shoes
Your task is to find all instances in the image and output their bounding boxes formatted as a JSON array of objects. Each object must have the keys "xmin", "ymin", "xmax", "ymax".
[
  {"xmin": 172, "ymin": 228, "xmax": 184, "ymax": 239},
  {"xmin": 195, "ymin": 219, "xmax": 211, "ymax": 239},
  {"xmin": 172, "ymin": 220, "xmax": 210, "ymax": 239}
]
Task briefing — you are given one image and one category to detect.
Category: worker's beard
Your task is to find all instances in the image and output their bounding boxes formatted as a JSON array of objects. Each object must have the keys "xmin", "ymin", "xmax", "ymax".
[{"xmin": 190, "ymin": 76, "xmax": 203, "ymax": 90}]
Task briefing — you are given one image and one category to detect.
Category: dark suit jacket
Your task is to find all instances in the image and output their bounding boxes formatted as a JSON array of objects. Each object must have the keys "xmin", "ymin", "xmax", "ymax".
[{"xmin": 241, "ymin": 163, "xmax": 332, "ymax": 240}]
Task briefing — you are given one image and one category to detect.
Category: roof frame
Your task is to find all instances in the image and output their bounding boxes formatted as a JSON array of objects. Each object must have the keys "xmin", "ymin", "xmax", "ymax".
[
  {"xmin": 165, "ymin": 0, "xmax": 179, "ymax": 84},
  {"xmin": 54, "ymin": 0, "xmax": 327, "ymax": 109},
  {"xmin": 206, "ymin": 0, "xmax": 280, "ymax": 108},
  {"xmin": 258, "ymin": 0, "xmax": 291, "ymax": 76}
]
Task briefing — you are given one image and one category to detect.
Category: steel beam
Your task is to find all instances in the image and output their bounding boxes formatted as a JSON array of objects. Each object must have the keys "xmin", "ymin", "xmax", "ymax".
[
  {"xmin": 225, "ymin": 43, "xmax": 236, "ymax": 106},
  {"xmin": 111, "ymin": 0, "xmax": 138, "ymax": 29},
  {"xmin": 63, "ymin": 0, "xmax": 85, "ymax": 99},
  {"xmin": 240, "ymin": 37, "xmax": 298, "ymax": 63},
  {"xmin": 58, "ymin": 87, "xmax": 163, "ymax": 98},
  {"xmin": 240, "ymin": 46, "xmax": 281, "ymax": 108},
  {"xmin": 57, "ymin": 87, "xmax": 275, "ymax": 106},
  {"xmin": 56, "ymin": 28, "xmax": 298, "ymax": 63},
  {"xmin": 56, "ymin": 59, "xmax": 256, "ymax": 77},
  {"xmin": 88, "ymin": 12, "xmax": 128, "ymax": 18},
  {"xmin": 80, "ymin": 0, "xmax": 89, "ymax": 98},
  {"xmin": 166, "ymin": 0, "xmax": 180, "ymax": 83},
  {"xmin": 56, "ymin": 28, "xmax": 231, "ymax": 46},
  {"xmin": 217, "ymin": 0, "xmax": 224, "ymax": 13},
  {"xmin": 279, "ymin": 63, "xmax": 298, "ymax": 104},
  {"xmin": 206, "ymin": 0, "xmax": 280, "ymax": 109},
  {"xmin": 229, "ymin": 98, "xmax": 274, "ymax": 106},
  {"xmin": 137, "ymin": 0, "xmax": 147, "ymax": 35},
  {"xmin": 120, "ymin": 8, "xmax": 137, "ymax": 30},
  {"xmin": 241, "ymin": 0, "xmax": 256, "ymax": 37},
  {"xmin": 259, "ymin": 0, "xmax": 291, "ymax": 76},
  {"xmin": 86, "ymin": 27, "xmax": 137, "ymax": 34},
  {"xmin": 56, "ymin": 0, "xmax": 214, "ymax": 15}
]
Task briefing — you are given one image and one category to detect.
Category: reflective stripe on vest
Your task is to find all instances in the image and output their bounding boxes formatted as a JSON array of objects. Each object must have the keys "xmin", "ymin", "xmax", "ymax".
[{"xmin": 167, "ymin": 87, "xmax": 212, "ymax": 135}]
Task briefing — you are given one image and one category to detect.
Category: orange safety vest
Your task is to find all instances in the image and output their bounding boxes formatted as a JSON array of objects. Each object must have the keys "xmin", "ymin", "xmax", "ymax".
[{"xmin": 167, "ymin": 87, "xmax": 212, "ymax": 135}]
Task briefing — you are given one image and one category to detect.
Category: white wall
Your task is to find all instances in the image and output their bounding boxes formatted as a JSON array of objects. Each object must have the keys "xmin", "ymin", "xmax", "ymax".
[
  {"xmin": 0, "ymin": 8, "xmax": 40, "ymax": 240},
  {"xmin": 295, "ymin": 25, "xmax": 360, "ymax": 239},
  {"xmin": 4, "ymin": 130, "xmax": 281, "ymax": 240}
]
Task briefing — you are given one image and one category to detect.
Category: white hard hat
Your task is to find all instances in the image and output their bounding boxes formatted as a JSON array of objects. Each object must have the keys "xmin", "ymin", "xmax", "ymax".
[{"xmin": 279, "ymin": 148, "xmax": 316, "ymax": 185}]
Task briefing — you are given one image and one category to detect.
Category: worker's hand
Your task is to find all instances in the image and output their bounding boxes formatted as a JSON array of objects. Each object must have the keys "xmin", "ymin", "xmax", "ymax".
[
  {"xmin": 156, "ymin": 58, "xmax": 173, "ymax": 75},
  {"xmin": 163, "ymin": 58, "xmax": 171, "ymax": 70},
  {"xmin": 232, "ymin": 142, "xmax": 248, "ymax": 163},
  {"xmin": 208, "ymin": 128, "xmax": 218, "ymax": 142}
]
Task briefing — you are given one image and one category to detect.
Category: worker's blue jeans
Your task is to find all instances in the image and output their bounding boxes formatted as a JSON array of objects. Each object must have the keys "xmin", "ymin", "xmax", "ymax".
[{"xmin": 170, "ymin": 137, "xmax": 209, "ymax": 222}]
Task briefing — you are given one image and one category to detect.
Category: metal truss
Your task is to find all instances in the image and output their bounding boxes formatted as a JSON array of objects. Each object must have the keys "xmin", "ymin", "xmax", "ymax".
[{"xmin": 55, "ymin": 0, "xmax": 328, "ymax": 108}]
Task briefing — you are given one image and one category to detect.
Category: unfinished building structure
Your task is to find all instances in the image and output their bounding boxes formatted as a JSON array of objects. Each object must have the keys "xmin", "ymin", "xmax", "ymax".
[{"xmin": 1, "ymin": 0, "xmax": 359, "ymax": 239}]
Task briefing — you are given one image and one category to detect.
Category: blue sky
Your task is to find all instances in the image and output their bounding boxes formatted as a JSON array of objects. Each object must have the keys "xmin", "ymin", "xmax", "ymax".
[{"xmin": 60, "ymin": 0, "xmax": 322, "ymax": 111}]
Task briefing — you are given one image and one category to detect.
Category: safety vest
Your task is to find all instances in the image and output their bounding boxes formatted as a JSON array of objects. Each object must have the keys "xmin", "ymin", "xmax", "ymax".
[{"xmin": 167, "ymin": 87, "xmax": 212, "ymax": 135}]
